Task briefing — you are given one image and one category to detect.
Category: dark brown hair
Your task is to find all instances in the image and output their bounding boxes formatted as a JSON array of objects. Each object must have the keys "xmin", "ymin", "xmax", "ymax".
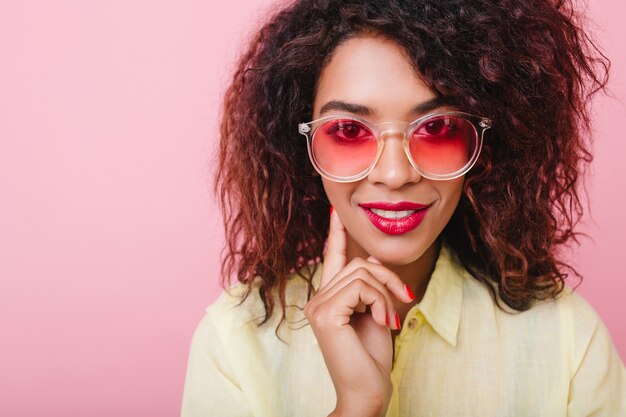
[{"xmin": 213, "ymin": 0, "xmax": 610, "ymax": 327}]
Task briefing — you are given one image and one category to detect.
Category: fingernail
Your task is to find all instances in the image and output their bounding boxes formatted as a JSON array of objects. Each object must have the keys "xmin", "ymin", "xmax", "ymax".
[
  {"xmin": 330, "ymin": 205, "xmax": 334, "ymax": 216},
  {"xmin": 385, "ymin": 315, "xmax": 390, "ymax": 327},
  {"xmin": 395, "ymin": 312, "xmax": 401, "ymax": 330},
  {"xmin": 405, "ymin": 284, "xmax": 415, "ymax": 301},
  {"xmin": 367, "ymin": 256, "xmax": 382, "ymax": 264}
]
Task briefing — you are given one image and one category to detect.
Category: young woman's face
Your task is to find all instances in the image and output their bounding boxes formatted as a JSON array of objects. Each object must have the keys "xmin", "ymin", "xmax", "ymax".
[{"xmin": 312, "ymin": 35, "xmax": 465, "ymax": 265}]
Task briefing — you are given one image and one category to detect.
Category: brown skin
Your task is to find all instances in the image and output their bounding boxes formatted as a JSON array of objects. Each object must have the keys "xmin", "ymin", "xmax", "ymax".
[
  {"xmin": 217, "ymin": 0, "xmax": 609, "ymax": 339},
  {"xmin": 315, "ymin": 35, "xmax": 465, "ymax": 311},
  {"xmin": 303, "ymin": 36, "xmax": 465, "ymax": 417}
]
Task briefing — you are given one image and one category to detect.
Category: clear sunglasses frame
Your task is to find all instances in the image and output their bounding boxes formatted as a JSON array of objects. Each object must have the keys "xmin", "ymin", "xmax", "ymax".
[{"xmin": 298, "ymin": 111, "xmax": 492, "ymax": 183}]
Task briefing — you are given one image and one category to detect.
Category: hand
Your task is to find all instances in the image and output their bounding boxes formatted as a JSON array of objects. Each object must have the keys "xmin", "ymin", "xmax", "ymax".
[{"xmin": 304, "ymin": 207, "xmax": 414, "ymax": 417}]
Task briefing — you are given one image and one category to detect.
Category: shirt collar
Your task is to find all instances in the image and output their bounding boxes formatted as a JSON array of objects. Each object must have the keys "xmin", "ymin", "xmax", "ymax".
[{"xmin": 414, "ymin": 241, "xmax": 464, "ymax": 347}]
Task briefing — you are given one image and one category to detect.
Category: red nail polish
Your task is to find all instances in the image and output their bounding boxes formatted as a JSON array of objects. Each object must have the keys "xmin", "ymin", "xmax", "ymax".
[
  {"xmin": 405, "ymin": 284, "xmax": 415, "ymax": 301},
  {"xmin": 385, "ymin": 315, "xmax": 389, "ymax": 327},
  {"xmin": 395, "ymin": 312, "xmax": 400, "ymax": 330},
  {"xmin": 330, "ymin": 205, "xmax": 334, "ymax": 216}
]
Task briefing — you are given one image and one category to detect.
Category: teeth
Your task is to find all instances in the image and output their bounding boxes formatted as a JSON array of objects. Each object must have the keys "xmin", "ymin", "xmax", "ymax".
[{"xmin": 370, "ymin": 208, "xmax": 417, "ymax": 219}]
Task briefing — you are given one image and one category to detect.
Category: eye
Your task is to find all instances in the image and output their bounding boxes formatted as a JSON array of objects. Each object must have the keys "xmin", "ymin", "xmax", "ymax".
[
  {"xmin": 324, "ymin": 119, "xmax": 373, "ymax": 143},
  {"xmin": 414, "ymin": 115, "xmax": 460, "ymax": 139}
]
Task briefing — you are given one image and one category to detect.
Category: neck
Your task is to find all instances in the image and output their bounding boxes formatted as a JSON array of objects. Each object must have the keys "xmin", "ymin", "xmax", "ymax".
[{"xmin": 344, "ymin": 235, "xmax": 442, "ymax": 323}]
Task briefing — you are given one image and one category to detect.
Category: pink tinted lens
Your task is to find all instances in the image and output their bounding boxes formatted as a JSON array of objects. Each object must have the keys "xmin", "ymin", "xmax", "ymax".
[
  {"xmin": 311, "ymin": 118, "xmax": 378, "ymax": 178},
  {"xmin": 409, "ymin": 115, "xmax": 477, "ymax": 176}
]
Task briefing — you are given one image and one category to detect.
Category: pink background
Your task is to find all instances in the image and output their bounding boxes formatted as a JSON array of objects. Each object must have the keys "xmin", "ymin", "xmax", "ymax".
[{"xmin": 0, "ymin": 1, "xmax": 624, "ymax": 416}]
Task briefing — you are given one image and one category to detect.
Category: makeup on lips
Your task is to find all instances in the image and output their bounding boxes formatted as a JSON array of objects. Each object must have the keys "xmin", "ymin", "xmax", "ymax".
[{"xmin": 360, "ymin": 201, "xmax": 431, "ymax": 235}]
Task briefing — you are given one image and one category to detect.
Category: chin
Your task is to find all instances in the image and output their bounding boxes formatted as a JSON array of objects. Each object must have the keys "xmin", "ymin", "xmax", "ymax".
[
  {"xmin": 377, "ymin": 256, "xmax": 419, "ymax": 266},
  {"xmin": 366, "ymin": 242, "xmax": 431, "ymax": 266},
  {"xmin": 346, "ymin": 224, "xmax": 439, "ymax": 265}
]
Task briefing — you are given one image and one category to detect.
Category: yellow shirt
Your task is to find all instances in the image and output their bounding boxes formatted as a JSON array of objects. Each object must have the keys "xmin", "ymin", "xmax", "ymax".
[{"xmin": 181, "ymin": 244, "xmax": 626, "ymax": 416}]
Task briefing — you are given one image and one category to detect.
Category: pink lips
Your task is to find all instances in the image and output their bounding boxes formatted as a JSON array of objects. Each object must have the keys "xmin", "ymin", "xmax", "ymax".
[{"xmin": 360, "ymin": 201, "xmax": 431, "ymax": 235}]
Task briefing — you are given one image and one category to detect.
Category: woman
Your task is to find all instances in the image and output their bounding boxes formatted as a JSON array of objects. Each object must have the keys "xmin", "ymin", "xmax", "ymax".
[{"xmin": 182, "ymin": 0, "xmax": 625, "ymax": 416}]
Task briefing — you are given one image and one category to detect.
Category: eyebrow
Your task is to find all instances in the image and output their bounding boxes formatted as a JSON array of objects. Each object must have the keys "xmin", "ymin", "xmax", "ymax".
[{"xmin": 318, "ymin": 96, "xmax": 453, "ymax": 117}]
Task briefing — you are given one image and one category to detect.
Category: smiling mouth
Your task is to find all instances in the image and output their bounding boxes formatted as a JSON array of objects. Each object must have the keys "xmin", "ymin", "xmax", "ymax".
[
  {"xmin": 360, "ymin": 204, "xmax": 432, "ymax": 235},
  {"xmin": 368, "ymin": 208, "xmax": 421, "ymax": 219}
]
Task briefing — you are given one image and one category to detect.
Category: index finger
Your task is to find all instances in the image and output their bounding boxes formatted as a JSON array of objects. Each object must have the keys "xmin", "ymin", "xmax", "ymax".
[{"xmin": 320, "ymin": 206, "xmax": 346, "ymax": 289}]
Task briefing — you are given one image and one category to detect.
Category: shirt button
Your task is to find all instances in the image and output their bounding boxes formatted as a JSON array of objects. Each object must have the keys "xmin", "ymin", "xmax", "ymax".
[{"xmin": 407, "ymin": 318, "xmax": 417, "ymax": 329}]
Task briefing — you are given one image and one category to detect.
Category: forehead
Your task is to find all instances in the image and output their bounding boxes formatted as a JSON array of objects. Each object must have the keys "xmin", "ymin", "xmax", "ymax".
[{"xmin": 313, "ymin": 35, "xmax": 437, "ymax": 120}]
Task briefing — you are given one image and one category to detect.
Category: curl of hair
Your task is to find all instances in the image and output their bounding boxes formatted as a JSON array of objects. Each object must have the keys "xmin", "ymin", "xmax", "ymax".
[{"xmin": 213, "ymin": 0, "xmax": 610, "ymax": 331}]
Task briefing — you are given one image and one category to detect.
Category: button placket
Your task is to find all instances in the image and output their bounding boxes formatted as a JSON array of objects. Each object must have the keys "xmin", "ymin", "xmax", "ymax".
[
  {"xmin": 396, "ymin": 306, "xmax": 420, "ymax": 343},
  {"xmin": 392, "ymin": 308, "xmax": 422, "ymax": 368},
  {"xmin": 407, "ymin": 317, "xmax": 418, "ymax": 330}
]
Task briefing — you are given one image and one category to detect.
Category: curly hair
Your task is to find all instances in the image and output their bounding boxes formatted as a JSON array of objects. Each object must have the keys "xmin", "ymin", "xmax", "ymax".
[{"xmin": 213, "ymin": 0, "xmax": 610, "ymax": 328}]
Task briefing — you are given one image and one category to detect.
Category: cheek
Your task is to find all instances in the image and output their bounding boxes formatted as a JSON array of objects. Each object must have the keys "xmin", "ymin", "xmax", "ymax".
[
  {"xmin": 321, "ymin": 179, "xmax": 336, "ymax": 203},
  {"xmin": 439, "ymin": 179, "xmax": 464, "ymax": 213},
  {"xmin": 321, "ymin": 176, "xmax": 360, "ymax": 195},
  {"xmin": 321, "ymin": 179, "xmax": 352, "ymax": 207}
]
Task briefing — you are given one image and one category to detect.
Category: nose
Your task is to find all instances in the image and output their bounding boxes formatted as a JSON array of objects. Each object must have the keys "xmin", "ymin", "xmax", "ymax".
[{"xmin": 366, "ymin": 130, "xmax": 422, "ymax": 188}]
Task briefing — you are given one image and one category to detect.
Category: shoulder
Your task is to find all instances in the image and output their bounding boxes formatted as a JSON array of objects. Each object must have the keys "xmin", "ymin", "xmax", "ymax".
[
  {"xmin": 554, "ymin": 288, "xmax": 626, "ymax": 411},
  {"xmin": 552, "ymin": 286, "xmax": 603, "ymax": 337},
  {"xmin": 461, "ymin": 271, "xmax": 620, "ymax": 370},
  {"xmin": 185, "ymin": 266, "xmax": 320, "ymax": 391},
  {"xmin": 530, "ymin": 286, "xmax": 608, "ymax": 358},
  {"xmin": 550, "ymin": 287, "xmax": 623, "ymax": 374},
  {"xmin": 182, "ymin": 269, "xmax": 321, "ymax": 415},
  {"xmin": 204, "ymin": 280, "xmax": 265, "ymax": 329},
  {"xmin": 455, "ymin": 259, "xmax": 596, "ymax": 342},
  {"xmin": 460, "ymin": 264, "xmax": 601, "ymax": 330},
  {"xmin": 203, "ymin": 264, "xmax": 321, "ymax": 343}
]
